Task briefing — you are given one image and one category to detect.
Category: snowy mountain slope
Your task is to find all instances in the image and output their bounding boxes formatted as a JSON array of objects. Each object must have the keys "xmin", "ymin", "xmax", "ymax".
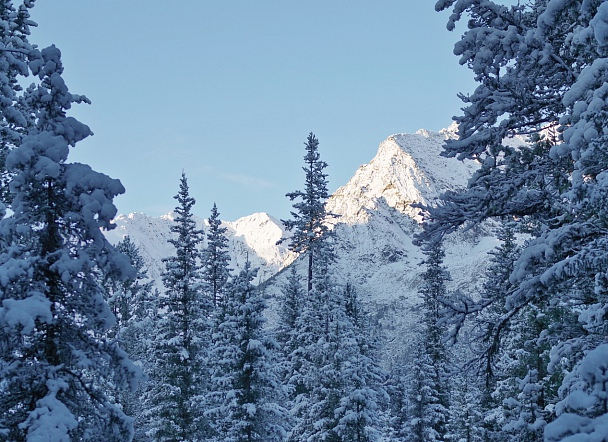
[
  {"xmin": 326, "ymin": 125, "xmax": 477, "ymax": 225},
  {"xmin": 261, "ymin": 126, "xmax": 501, "ymax": 363},
  {"xmin": 104, "ymin": 211, "xmax": 294, "ymax": 286},
  {"xmin": 106, "ymin": 126, "xmax": 514, "ymax": 364}
]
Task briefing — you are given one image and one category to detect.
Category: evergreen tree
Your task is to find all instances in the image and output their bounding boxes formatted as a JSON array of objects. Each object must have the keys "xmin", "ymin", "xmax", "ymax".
[
  {"xmin": 407, "ymin": 342, "xmax": 446, "ymax": 442},
  {"xmin": 201, "ymin": 203, "xmax": 231, "ymax": 308},
  {"xmin": 424, "ymin": 1, "xmax": 608, "ymax": 439},
  {"xmin": 280, "ymin": 135, "xmax": 387, "ymax": 440},
  {"xmin": 475, "ymin": 221, "xmax": 521, "ymax": 441},
  {"xmin": 207, "ymin": 262, "xmax": 287, "ymax": 442},
  {"xmin": 333, "ymin": 283, "xmax": 388, "ymax": 442},
  {"xmin": 479, "ymin": 221, "xmax": 520, "ymax": 381},
  {"xmin": 0, "ymin": 0, "xmax": 35, "ymax": 205},
  {"xmin": 280, "ymin": 132, "xmax": 341, "ymax": 440},
  {"xmin": 437, "ymin": 220, "xmax": 521, "ymax": 440},
  {"xmin": 499, "ymin": 300, "xmax": 571, "ymax": 442},
  {"xmin": 407, "ymin": 241, "xmax": 450, "ymax": 442},
  {"xmin": 105, "ymin": 236, "xmax": 156, "ymax": 341},
  {"xmin": 277, "ymin": 265, "xmax": 303, "ymax": 350},
  {"xmin": 287, "ymin": 258, "xmax": 388, "ymax": 441},
  {"xmin": 387, "ymin": 360, "xmax": 412, "ymax": 442},
  {"xmin": 282, "ymin": 132, "xmax": 333, "ymax": 293},
  {"xmin": 146, "ymin": 174, "xmax": 210, "ymax": 441},
  {"xmin": 286, "ymin": 241, "xmax": 336, "ymax": 441},
  {"xmin": 0, "ymin": 37, "xmax": 140, "ymax": 440},
  {"xmin": 103, "ymin": 236, "xmax": 157, "ymax": 440},
  {"xmin": 448, "ymin": 372, "xmax": 484, "ymax": 442}
]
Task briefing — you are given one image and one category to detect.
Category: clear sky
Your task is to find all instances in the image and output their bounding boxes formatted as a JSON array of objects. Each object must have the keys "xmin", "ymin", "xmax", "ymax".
[{"xmin": 29, "ymin": 1, "xmax": 476, "ymax": 222}]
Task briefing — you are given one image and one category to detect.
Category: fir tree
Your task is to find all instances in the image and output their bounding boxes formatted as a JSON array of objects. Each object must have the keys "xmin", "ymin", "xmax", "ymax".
[
  {"xmin": 103, "ymin": 236, "xmax": 157, "ymax": 440},
  {"xmin": 287, "ymin": 258, "xmax": 388, "ymax": 441},
  {"xmin": 105, "ymin": 236, "xmax": 156, "ymax": 341},
  {"xmin": 407, "ymin": 241, "xmax": 450, "ymax": 442},
  {"xmin": 281, "ymin": 132, "xmax": 341, "ymax": 440},
  {"xmin": 333, "ymin": 283, "xmax": 388, "ymax": 442},
  {"xmin": 0, "ymin": 36, "xmax": 140, "ymax": 440},
  {"xmin": 423, "ymin": 1, "xmax": 608, "ymax": 439},
  {"xmin": 207, "ymin": 262, "xmax": 287, "ymax": 442},
  {"xmin": 0, "ymin": 0, "xmax": 35, "ymax": 205},
  {"xmin": 475, "ymin": 220, "xmax": 521, "ymax": 441},
  {"xmin": 201, "ymin": 203, "xmax": 231, "ymax": 308},
  {"xmin": 387, "ymin": 361, "xmax": 412, "ymax": 442},
  {"xmin": 146, "ymin": 174, "xmax": 210, "ymax": 441},
  {"xmin": 286, "ymin": 238, "xmax": 337, "ymax": 441},
  {"xmin": 282, "ymin": 132, "xmax": 333, "ymax": 293},
  {"xmin": 448, "ymin": 371, "xmax": 484, "ymax": 442},
  {"xmin": 407, "ymin": 342, "xmax": 446, "ymax": 442},
  {"xmin": 277, "ymin": 265, "xmax": 303, "ymax": 349}
]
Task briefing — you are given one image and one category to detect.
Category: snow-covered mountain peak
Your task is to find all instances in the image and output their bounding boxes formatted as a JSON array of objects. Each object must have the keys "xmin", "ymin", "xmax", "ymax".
[
  {"xmin": 327, "ymin": 127, "xmax": 477, "ymax": 224},
  {"xmin": 107, "ymin": 126, "xmax": 500, "ymax": 364},
  {"xmin": 225, "ymin": 212, "xmax": 296, "ymax": 274},
  {"xmin": 106, "ymin": 211, "xmax": 293, "ymax": 286},
  {"xmin": 228, "ymin": 212, "xmax": 282, "ymax": 233}
]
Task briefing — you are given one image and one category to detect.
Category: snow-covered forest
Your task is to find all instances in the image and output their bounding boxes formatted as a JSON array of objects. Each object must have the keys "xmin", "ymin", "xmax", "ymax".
[{"xmin": 2, "ymin": 1, "xmax": 608, "ymax": 441}]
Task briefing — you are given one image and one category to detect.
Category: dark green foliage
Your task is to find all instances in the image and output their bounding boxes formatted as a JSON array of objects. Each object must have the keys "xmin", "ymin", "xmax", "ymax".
[
  {"xmin": 104, "ymin": 236, "xmax": 157, "ymax": 440},
  {"xmin": 406, "ymin": 242, "xmax": 450, "ymax": 442},
  {"xmin": 208, "ymin": 262, "xmax": 287, "ymax": 442},
  {"xmin": 426, "ymin": 1, "xmax": 608, "ymax": 439},
  {"xmin": 282, "ymin": 133, "xmax": 333, "ymax": 293},
  {"xmin": 147, "ymin": 174, "xmax": 211, "ymax": 441},
  {"xmin": 202, "ymin": 203, "xmax": 231, "ymax": 308},
  {"xmin": 277, "ymin": 266, "xmax": 303, "ymax": 354},
  {"xmin": 0, "ymin": 10, "xmax": 139, "ymax": 439}
]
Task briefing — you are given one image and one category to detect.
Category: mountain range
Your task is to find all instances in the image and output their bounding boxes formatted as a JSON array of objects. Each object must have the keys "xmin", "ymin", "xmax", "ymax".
[{"xmin": 104, "ymin": 125, "xmax": 525, "ymax": 365}]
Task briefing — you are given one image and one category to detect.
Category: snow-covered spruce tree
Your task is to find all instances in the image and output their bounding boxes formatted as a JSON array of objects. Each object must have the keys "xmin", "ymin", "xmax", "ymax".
[
  {"xmin": 406, "ymin": 342, "xmax": 445, "ymax": 442},
  {"xmin": 286, "ymin": 250, "xmax": 388, "ymax": 441},
  {"xmin": 478, "ymin": 220, "xmax": 520, "ymax": 378},
  {"xmin": 406, "ymin": 241, "xmax": 450, "ymax": 442},
  {"xmin": 545, "ymin": 343, "xmax": 608, "ymax": 442},
  {"xmin": 103, "ymin": 236, "xmax": 157, "ymax": 440},
  {"xmin": 146, "ymin": 173, "xmax": 211, "ymax": 441},
  {"xmin": 424, "ymin": 1, "xmax": 608, "ymax": 439},
  {"xmin": 207, "ymin": 262, "xmax": 287, "ymax": 442},
  {"xmin": 448, "ymin": 371, "xmax": 484, "ymax": 442},
  {"xmin": 281, "ymin": 132, "xmax": 339, "ymax": 438},
  {"xmin": 201, "ymin": 203, "xmax": 231, "ymax": 308},
  {"xmin": 387, "ymin": 343, "xmax": 422, "ymax": 442},
  {"xmin": 273, "ymin": 266, "xmax": 302, "ymax": 414},
  {"xmin": 276, "ymin": 265, "xmax": 303, "ymax": 350},
  {"xmin": 499, "ymin": 300, "xmax": 573, "ymax": 442},
  {"xmin": 333, "ymin": 283, "xmax": 388, "ymax": 442},
  {"xmin": 285, "ymin": 237, "xmax": 333, "ymax": 440},
  {"xmin": 0, "ymin": 0, "xmax": 36, "ymax": 205},
  {"xmin": 436, "ymin": 220, "xmax": 521, "ymax": 440},
  {"xmin": 281, "ymin": 132, "xmax": 333, "ymax": 293},
  {"xmin": 104, "ymin": 236, "xmax": 156, "ymax": 342},
  {"xmin": 474, "ymin": 220, "xmax": 520, "ymax": 441},
  {"xmin": 0, "ymin": 43, "xmax": 141, "ymax": 440}
]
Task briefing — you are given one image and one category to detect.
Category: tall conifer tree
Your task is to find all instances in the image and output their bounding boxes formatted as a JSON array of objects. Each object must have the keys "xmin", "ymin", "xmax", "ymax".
[
  {"xmin": 277, "ymin": 266, "xmax": 303, "ymax": 350},
  {"xmin": 207, "ymin": 262, "xmax": 287, "ymax": 441},
  {"xmin": 425, "ymin": 2, "xmax": 608, "ymax": 439},
  {"xmin": 201, "ymin": 203, "xmax": 231, "ymax": 308},
  {"xmin": 334, "ymin": 284, "xmax": 388, "ymax": 442},
  {"xmin": 147, "ymin": 174, "xmax": 210, "ymax": 441},
  {"xmin": 0, "ymin": 0, "xmax": 35, "ymax": 205},
  {"xmin": 407, "ymin": 241, "xmax": 450, "ymax": 442},
  {"xmin": 0, "ymin": 17, "xmax": 140, "ymax": 440},
  {"xmin": 282, "ymin": 166, "xmax": 339, "ymax": 440},
  {"xmin": 103, "ymin": 236, "xmax": 156, "ymax": 440},
  {"xmin": 282, "ymin": 132, "xmax": 332, "ymax": 293}
]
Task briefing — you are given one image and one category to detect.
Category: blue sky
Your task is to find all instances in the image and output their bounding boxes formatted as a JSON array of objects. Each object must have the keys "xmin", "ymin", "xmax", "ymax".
[{"xmin": 30, "ymin": 1, "xmax": 475, "ymax": 222}]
